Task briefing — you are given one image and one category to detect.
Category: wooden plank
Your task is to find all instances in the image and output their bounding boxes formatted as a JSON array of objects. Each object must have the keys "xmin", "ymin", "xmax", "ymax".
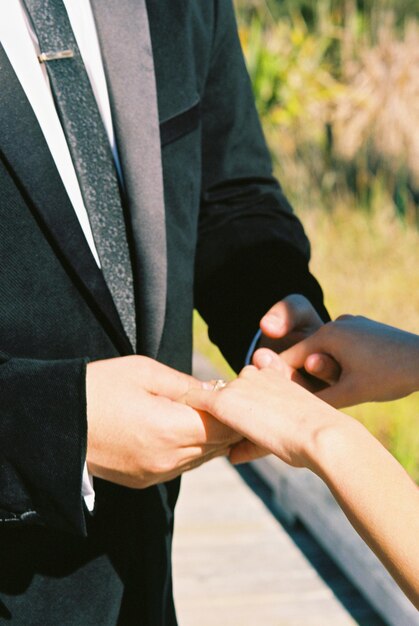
[{"xmin": 173, "ymin": 458, "xmax": 364, "ymax": 625}]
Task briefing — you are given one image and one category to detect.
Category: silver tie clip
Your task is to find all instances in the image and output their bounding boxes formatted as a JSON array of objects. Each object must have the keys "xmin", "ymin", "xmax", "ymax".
[{"xmin": 38, "ymin": 50, "xmax": 74, "ymax": 63}]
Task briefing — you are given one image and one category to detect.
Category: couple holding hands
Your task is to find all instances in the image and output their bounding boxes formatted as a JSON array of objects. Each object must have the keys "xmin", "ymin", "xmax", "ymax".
[
  {"xmin": 185, "ymin": 296, "xmax": 419, "ymax": 609},
  {"xmin": 1, "ymin": 0, "xmax": 417, "ymax": 622}
]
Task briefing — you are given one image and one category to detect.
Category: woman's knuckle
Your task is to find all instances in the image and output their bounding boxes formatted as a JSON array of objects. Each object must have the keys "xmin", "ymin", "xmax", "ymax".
[{"xmin": 240, "ymin": 365, "xmax": 257, "ymax": 379}]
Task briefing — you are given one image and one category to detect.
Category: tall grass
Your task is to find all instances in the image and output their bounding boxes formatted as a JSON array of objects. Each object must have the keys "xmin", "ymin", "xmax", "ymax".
[{"xmin": 234, "ymin": 0, "xmax": 419, "ymax": 224}]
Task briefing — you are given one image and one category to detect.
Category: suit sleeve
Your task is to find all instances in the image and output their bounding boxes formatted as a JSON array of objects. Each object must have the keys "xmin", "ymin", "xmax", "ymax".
[
  {"xmin": 0, "ymin": 351, "xmax": 88, "ymax": 536},
  {"xmin": 194, "ymin": 0, "xmax": 329, "ymax": 372}
]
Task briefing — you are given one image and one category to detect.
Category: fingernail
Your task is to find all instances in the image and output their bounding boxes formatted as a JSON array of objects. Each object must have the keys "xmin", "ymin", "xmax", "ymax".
[
  {"xmin": 308, "ymin": 357, "xmax": 324, "ymax": 374},
  {"xmin": 262, "ymin": 315, "xmax": 283, "ymax": 332},
  {"xmin": 256, "ymin": 351, "xmax": 274, "ymax": 367},
  {"xmin": 202, "ymin": 381, "xmax": 214, "ymax": 390}
]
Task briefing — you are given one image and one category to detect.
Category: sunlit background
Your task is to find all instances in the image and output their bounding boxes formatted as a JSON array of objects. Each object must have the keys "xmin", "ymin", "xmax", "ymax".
[{"xmin": 194, "ymin": 0, "xmax": 419, "ymax": 481}]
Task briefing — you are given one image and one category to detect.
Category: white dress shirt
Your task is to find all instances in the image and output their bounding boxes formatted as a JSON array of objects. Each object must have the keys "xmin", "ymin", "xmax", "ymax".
[{"xmin": 0, "ymin": 0, "xmax": 122, "ymax": 511}]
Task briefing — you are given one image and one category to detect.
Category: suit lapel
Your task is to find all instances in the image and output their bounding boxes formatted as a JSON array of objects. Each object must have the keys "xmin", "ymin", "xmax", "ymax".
[
  {"xmin": 0, "ymin": 44, "xmax": 132, "ymax": 355},
  {"xmin": 91, "ymin": 0, "xmax": 167, "ymax": 359}
]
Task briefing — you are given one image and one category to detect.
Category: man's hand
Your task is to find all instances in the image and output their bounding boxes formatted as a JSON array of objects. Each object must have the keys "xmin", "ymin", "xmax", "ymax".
[
  {"xmin": 280, "ymin": 315, "xmax": 419, "ymax": 408},
  {"xmin": 254, "ymin": 294, "xmax": 340, "ymax": 388},
  {"xmin": 86, "ymin": 356, "xmax": 241, "ymax": 488}
]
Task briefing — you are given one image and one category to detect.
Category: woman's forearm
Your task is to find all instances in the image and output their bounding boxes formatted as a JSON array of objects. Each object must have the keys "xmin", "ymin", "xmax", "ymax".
[
  {"xmin": 308, "ymin": 416, "xmax": 419, "ymax": 608},
  {"xmin": 185, "ymin": 364, "xmax": 419, "ymax": 606}
]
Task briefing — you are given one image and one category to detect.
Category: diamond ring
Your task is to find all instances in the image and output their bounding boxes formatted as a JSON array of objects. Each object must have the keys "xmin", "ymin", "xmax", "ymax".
[{"xmin": 212, "ymin": 379, "xmax": 227, "ymax": 391}]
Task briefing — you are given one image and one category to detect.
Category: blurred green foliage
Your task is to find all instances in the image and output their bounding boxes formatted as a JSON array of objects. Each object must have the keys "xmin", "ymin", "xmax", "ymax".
[{"xmin": 234, "ymin": 0, "xmax": 419, "ymax": 224}]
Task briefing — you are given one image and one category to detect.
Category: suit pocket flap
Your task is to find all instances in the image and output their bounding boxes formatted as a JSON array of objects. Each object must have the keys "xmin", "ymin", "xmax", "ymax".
[{"xmin": 160, "ymin": 100, "xmax": 201, "ymax": 147}]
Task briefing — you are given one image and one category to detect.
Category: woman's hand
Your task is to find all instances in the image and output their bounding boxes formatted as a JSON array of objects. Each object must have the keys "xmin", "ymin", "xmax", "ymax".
[
  {"xmin": 186, "ymin": 358, "xmax": 345, "ymax": 467},
  {"xmin": 277, "ymin": 315, "xmax": 419, "ymax": 408}
]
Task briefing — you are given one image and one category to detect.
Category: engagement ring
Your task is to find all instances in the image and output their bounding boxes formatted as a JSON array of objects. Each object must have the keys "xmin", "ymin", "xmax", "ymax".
[{"xmin": 212, "ymin": 379, "xmax": 227, "ymax": 391}]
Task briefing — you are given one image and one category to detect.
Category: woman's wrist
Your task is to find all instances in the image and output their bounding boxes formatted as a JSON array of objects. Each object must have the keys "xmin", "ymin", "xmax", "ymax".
[{"xmin": 302, "ymin": 407, "xmax": 370, "ymax": 481}]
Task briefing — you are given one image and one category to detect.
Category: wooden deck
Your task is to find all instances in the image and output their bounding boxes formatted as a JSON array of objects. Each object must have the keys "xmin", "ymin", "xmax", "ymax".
[{"xmin": 172, "ymin": 458, "xmax": 384, "ymax": 626}]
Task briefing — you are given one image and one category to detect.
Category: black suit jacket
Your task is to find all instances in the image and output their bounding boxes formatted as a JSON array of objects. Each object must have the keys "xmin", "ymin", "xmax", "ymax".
[{"xmin": 0, "ymin": 1, "xmax": 327, "ymax": 624}]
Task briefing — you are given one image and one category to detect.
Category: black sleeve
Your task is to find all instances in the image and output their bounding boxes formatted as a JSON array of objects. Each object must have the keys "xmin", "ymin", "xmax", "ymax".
[
  {"xmin": 0, "ymin": 352, "xmax": 88, "ymax": 536},
  {"xmin": 194, "ymin": 0, "xmax": 329, "ymax": 372}
]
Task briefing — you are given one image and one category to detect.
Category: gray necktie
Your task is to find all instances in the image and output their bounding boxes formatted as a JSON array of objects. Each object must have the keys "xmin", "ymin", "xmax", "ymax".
[{"xmin": 23, "ymin": 0, "xmax": 137, "ymax": 349}]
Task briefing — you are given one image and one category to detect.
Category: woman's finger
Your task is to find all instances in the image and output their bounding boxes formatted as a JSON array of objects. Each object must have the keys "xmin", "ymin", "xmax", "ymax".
[
  {"xmin": 316, "ymin": 379, "xmax": 353, "ymax": 409},
  {"xmin": 304, "ymin": 353, "xmax": 341, "ymax": 385},
  {"xmin": 229, "ymin": 439, "xmax": 268, "ymax": 465},
  {"xmin": 252, "ymin": 348, "xmax": 290, "ymax": 373}
]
